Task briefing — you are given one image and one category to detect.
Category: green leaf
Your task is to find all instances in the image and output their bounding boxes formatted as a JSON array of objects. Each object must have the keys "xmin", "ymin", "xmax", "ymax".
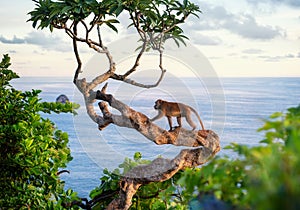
[
  {"xmin": 269, "ymin": 112, "xmax": 283, "ymax": 119},
  {"xmin": 183, "ymin": 0, "xmax": 188, "ymax": 7},
  {"xmin": 115, "ymin": 5, "xmax": 124, "ymax": 16},
  {"xmin": 106, "ymin": 22, "xmax": 118, "ymax": 33},
  {"xmin": 25, "ymin": 139, "xmax": 34, "ymax": 149},
  {"xmin": 134, "ymin": 152, "xmax": 142, "ymax": 161}
]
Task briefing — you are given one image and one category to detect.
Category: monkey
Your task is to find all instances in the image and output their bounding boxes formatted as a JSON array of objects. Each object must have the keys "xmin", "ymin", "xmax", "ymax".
[{"xmin": 150, "ymin": 99, "xmax": 205, "ymax": 131}]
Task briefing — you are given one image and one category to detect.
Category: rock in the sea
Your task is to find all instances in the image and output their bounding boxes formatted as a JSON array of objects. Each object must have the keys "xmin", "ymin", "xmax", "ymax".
[{"xmin": 56, "ymin": 94, "xmax": 70, "ymax": 103}]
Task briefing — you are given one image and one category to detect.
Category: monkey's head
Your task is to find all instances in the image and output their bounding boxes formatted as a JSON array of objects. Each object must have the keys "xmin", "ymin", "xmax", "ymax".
[{"xmin": 154, "ymin": 99, "xmax": 164, "ymax": 110}]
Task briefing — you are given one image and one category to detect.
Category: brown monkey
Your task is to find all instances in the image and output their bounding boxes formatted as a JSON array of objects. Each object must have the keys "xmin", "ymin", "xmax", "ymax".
[{"xmin": 150, "ymin": 99, "xmax": 205, "ymax": 131}]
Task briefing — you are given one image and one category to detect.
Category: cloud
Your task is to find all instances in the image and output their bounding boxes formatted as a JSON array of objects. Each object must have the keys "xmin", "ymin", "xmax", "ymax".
[
  {"xmin": 0, "ymin": 31, "xmax": 71, "ymax": 52},
  {"xmin": 223, "ymin": 14, "xmax": 283, "ymax": 40},
  {"xmin": 246, "ymin": 0, "xmax": 300, "ymax": 7},
  {"xmin": 0, "ymin": 35, "xmax": 25, "ymax": 44},
  {"xmin": 8, "ymin": 50, "xmax": 17, "ymax": 54},
  {"xmin": 242, "ymin": 49, "xmax": 264, "ymax": 54},
  {"xmin": 186, "ymin": 3, "xmax": 284, "ymax": 40},
  {"xmin": 258, "ymin": 53, "xmax": 296, "ymax": 62},
  {"xmin": 191, "ymin": 33, "xmax": 222, "ymax": 45},
  {"xmin": 285, "ymin": 53, "xmax": 295, "ymax": 58}
]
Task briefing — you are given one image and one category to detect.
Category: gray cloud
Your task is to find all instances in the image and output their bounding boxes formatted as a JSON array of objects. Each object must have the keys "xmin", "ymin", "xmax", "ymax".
[
  {"xmin": 223, "ymin": 14, "xmax": 283, "ymax": 40},
  {"xmin": 258, "ymin": 53, "xmax": 297, "ymax": 62},
  {"xmin": 246, "ymin": 0, "xmax": 300, "ymax": 7},
  {"xmin": 8, "ymin": 50, "xmax": 17, "ymax": 54},
  {"xmin": 285, "ymin": 53, "xmax": 295, "ymax": 58},
  {"xmin": 0, "ymin": 35, "xmax": 25, "ymax": 44},
  {"xmin": 0, "ymin": 31, "xmax": 71, "ymax": 52},
  {"xmin": 185, "ymin": 3, "xmax": 284, "ymax": 40}
]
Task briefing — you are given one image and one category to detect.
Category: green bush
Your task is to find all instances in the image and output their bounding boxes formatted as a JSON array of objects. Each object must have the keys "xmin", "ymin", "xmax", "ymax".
[
  {"xmin": 177, "ymin": 104, "xmax": 300, "ymax": 210},
  {"xmin": 244, "ymin": 105, "xmax": 300, "ymax": 210},
  {"xmin": 0, "ymin": 54, "xmax": 79, "ymax": 209}
]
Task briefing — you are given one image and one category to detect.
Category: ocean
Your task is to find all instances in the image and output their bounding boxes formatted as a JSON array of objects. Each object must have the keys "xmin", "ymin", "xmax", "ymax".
[{"xmin": 11, "ymin": 77, "xmax": 300, "ymax": 198}]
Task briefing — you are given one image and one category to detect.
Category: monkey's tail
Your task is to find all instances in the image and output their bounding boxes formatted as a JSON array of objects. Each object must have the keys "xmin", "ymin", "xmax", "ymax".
[{"xmin": 191, "ymin": 107, "xmax": 205, "ymax": 130}]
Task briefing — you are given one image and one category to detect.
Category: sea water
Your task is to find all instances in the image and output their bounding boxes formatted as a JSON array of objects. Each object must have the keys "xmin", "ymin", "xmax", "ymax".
[{"xmin": 11, "ymin": 77, "xmax": 300, "ymax": 198}]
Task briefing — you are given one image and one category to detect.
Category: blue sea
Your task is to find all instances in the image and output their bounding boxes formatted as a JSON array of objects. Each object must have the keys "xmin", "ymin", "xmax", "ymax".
[{"xmin": 11, "ymin": 77, "xmax": 300, "ymax": 198}]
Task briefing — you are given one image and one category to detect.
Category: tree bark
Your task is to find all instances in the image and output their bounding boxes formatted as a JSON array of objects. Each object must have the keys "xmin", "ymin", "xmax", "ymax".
[{"xmin": 107, "ymin": 131, "xmax": 220, "ymax": 209}]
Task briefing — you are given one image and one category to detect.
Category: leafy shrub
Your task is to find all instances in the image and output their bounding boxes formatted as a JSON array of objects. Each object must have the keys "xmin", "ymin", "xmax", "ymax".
[
  {"xmin": 0, "ymin": 54, "xmax": 79, "ymax": 209},
  {"xmin": 177, "ymin": 104, "xmax": 300, "ymax": 210}
]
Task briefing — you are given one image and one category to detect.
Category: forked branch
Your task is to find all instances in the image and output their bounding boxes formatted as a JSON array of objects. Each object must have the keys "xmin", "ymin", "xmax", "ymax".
[{"xmin": 28, "ymin": 1, "xmax": 211, "ymax": 209}]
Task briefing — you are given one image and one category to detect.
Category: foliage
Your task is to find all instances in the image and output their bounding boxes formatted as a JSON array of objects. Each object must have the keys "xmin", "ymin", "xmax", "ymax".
[
  {"xmin": 244, "ymin": 105, "xmax": 300, "ymax": 210},
  {"xmin": 28, "ymin": 0, "xmax": 200, "ymax": 47},
  {"xmin": 177, "ymin": 104, "xmax": 300, "ymax": 210},
  {"xmin": 0, "ymin": 54, "xmax": 79, "ymax": 209}
]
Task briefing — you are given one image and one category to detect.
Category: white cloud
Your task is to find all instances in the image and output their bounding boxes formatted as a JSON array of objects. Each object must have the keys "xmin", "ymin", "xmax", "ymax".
[{"xmin": 191, "ymin": 33, "xmax": 222, "ymax": 45}]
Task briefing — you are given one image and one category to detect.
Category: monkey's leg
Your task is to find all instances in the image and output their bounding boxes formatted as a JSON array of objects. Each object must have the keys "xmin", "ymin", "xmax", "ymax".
[
  {"xmin": 186, "ymin": 116, "xmax": 197, "ymax": 130},
  {"xmin": 167, "ymin": 116, "xmax": 173, "ymax": 131},
  {"xmin": 176, "ymin": 116, "xmax": 182, "ymax": 128}
]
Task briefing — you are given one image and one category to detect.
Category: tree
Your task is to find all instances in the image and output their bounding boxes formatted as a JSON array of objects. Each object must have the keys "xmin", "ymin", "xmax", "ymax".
[
  {"xmin": 28, "ymin": 0, "xmax": 220, "ymax": 208},
  {"xmin": 0, "ymin": 54, "xmax": 79, "ymax": 209}
]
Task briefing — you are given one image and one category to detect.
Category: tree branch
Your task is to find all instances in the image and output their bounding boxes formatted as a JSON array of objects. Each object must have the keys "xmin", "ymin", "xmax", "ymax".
[
  {"xmin": 95, "ymin": 85, "xmax": 210, "ymax": 147},
  {"xmin": 72, "ymin": 22, "xmax": 82, "ymax": 84},
  {"xmin": 108, "ymin": 129, "xmax": 220, "ymax": 209},
  {"xmin": 122, "ymin": 40, "xmax": 147, "ymax": 78},
  {"xmin": 110, "ymin": 67, "xmax": 166, "ymax": 89}
]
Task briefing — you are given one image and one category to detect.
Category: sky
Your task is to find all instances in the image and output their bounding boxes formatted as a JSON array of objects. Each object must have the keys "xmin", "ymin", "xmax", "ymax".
[{"xmin": 0, "ymin": 0, "xmax": 299, "ymax": 77}]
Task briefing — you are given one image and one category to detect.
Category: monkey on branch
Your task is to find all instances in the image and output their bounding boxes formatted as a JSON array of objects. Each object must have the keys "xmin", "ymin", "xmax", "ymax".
[{"xmin": 151, "ymin": 99, "xmax": 205, "ymax": 131}]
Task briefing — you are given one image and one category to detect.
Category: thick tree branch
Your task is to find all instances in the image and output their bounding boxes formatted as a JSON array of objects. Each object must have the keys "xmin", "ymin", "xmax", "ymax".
[
  {"xmin": 95, "ymin": 85, "xmax": 210, "ymax": 147},
  {"xmin": 107, "ymin": 129, "xmax": 220, "ymax": 209}
]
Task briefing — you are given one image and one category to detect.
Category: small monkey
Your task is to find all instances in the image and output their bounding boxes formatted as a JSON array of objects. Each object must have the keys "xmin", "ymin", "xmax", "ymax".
[{"xmin": 150, "ymin": 99, "xmax": 205, "ymax": 131}]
